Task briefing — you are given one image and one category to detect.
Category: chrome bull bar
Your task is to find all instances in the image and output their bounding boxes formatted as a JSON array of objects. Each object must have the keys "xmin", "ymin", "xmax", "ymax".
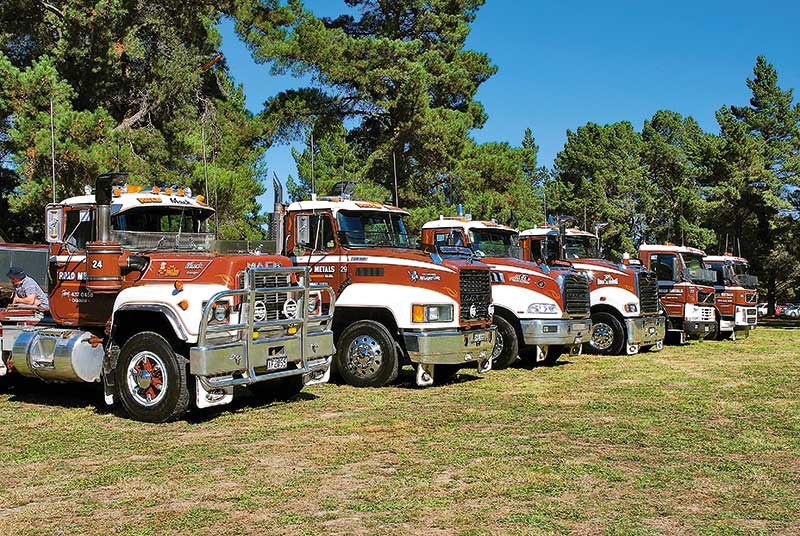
[{"xmin": 190, "ymin": 266, "xmax": 336, "ymax": 390}]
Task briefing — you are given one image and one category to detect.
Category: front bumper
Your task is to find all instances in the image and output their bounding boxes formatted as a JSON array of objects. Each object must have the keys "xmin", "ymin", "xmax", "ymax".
[
  {"xmin": 403, "ymin": 326, "xmax": 496, "ymax": 365},
  {"xmin": 684, "ymin": 320, "xmax": 715, "ymax": 338},
  {"xmin": 520, "ymin": 318, "xmax": 591, "ymax": 347},
  {"xmin": 734, "ymin": 306, "xmax": 758, "ymax": 329},
  {"xmin": 625, "ymin": 315, "xmax": 666, "ymax": 348}
]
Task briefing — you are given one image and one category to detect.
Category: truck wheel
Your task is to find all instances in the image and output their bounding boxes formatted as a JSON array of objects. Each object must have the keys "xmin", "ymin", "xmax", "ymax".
[
  {"xmin": 588, "ymin": 312, "xmax": 625, "ymax": 355},
  {"xmin": 114, "ymin": 332, "xmax": 190, "ymax": 423},
  {"xmin": 490, "ymin": 316, "xmax": 519, "ymax": 370},
  {"xmin": 335, "ymin": 320, "xmax": 399, "ymax": 387},
  {"xmin": 250, "ymin": 375, "xmax": 305, "ymax": 401}
]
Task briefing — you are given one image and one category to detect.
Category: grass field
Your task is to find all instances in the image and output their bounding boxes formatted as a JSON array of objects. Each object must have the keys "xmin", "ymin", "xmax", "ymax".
[{"xmin": 1, "ymin": 327, "xmax": 799, "ymax": 535}]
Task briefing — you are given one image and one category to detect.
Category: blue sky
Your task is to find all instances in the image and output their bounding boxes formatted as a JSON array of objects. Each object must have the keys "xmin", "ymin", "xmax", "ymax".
[{"xmin": 218, "ymin": 0, "xmax": 800, "ymax": 207}]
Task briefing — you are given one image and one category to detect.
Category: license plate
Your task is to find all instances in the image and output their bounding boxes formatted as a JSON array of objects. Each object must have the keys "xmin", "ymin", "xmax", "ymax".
[
  {"xmin": 266, "ymin": 357, "xmax": 288, "ymax": 371},
  {"xmin": 472, "ymin": 332, "xmax": 487, "ymax": 344},
  {"xmin": 572, "ymin": 323, "xmax": 587, "ymax": 331}
]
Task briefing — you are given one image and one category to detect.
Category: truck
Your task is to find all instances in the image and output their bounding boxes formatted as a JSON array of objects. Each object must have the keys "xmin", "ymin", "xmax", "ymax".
[
  {"xmin": 419, "ymin": 216, "xmax": 591, "ymax": 368},
  {"xmin": 704, "ymin": 254, "xmax": 759, "ymax": 339},
  {"xmin": 271, "ymin": 184, "xmax": 496, "ymax": 387},
  {"xmin": 638, "ymin": 244, "xmax": 717, "ymax": 342},
  {"xmin": 0, "ymin": 173, "xmax": 336, "ymax": 422},
  {"xmin": 517, "ymin": 224, "xmax": 665, "ymax": 355}
]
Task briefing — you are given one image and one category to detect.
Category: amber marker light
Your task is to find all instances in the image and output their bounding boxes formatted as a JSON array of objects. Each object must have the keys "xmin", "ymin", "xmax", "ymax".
[
  {"xmin": 412, "ymin": 304, "xmax": 425, "ymax": 323},
  {"xmin": 287, "ymin": 326, "xmax": 299, "ymax": 335},
  {"xmin": 178, "ymin": 300, "xmax": 189, "ymax": 310},
  {"xmin": 174, "ymin": 281, "xmax": 184, "ymax": 292}
]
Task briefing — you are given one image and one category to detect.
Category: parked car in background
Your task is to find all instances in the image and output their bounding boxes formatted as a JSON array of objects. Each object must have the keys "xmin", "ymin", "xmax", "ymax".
[
  {"xmin": 757, "ymin": 303, "xmax": 768, "ymax": 316},
  {"xmin": 782, "ymin": 304, "xmax": 800, "ymax": 319},
  {"xmin": 777, "ymin": 303, "xmax": 794, "ymax": 317}
]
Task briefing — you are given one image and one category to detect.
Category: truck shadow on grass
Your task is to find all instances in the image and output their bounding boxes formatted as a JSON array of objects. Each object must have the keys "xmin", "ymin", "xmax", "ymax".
[{"xmin": 1, "ymin": 375, "xmax": 320, "ymax": 423}]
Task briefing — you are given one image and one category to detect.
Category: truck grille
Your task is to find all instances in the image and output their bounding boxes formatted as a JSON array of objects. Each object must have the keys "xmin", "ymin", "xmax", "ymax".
[
  {"xmin": 636, "ymin": 271, "xmax": 659, "ymax": 315},
  {"xmin": 238, "ymin": 272, "xmax": 292, "ymax": 321},
  {"xmin": 745, "ymin": 293, "xmax": 758, "ymax": 303},
  {"xmin": 698, "ymin": 290, "xmax": 715, "ymax": 305},
  {"xmin": 460, "ymin": 269, "xmax": 492, "ymax": 322},
  {"xmin": 563, "ymin": 274, "xmax": 590, "ymax": 317}
]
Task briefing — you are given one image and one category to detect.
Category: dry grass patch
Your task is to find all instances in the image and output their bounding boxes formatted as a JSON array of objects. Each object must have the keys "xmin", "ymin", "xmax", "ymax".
[{"xmin": 1, "ymin": 328, "xmax": 799, "ymax": 535}]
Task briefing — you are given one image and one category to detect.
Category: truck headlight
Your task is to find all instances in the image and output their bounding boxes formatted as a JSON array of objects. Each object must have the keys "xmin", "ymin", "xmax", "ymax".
[
  {"xmin": 527, "ymin": 303, "xmax": 558, "ymax": 314},
  {"xmin": 205, "ymin": 301, "xmax": 230, "ymax": 324},
  {"xmin": 624, "ymin": 302, "xmax": 638, "ymax": 313},
  {"xmin": 412, "ymin": 304, "xmax": 454, "ymax": 323}
]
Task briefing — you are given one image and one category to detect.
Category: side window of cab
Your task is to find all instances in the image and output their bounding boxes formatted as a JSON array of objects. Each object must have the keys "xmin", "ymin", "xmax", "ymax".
[
  {"xmin": 650, "ymin": 254, "xmax": 678, "ymax": 282},
  {"xmin": 296, "ymin": 214, "xmax": 336, "ymax": 251},
  {"xmin": 434, "ymin": 230, "xmax": 464, "ymax": 247},
  {"xmin": 63, "ymin": 207, "xmax": 95, "ymax": 251}
]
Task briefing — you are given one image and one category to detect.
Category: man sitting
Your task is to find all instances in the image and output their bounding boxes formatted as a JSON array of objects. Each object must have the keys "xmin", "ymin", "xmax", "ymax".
[{"xmin": 6, "ymin": 266, "xmax": 49, "ymax": 310}]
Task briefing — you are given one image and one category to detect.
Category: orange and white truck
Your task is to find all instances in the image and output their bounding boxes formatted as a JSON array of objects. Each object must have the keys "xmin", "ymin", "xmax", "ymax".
[
  {"xmin": 0, "ymin": 173, "xmax": 336, "ymax": 422},
  {"xmin": 419, "ymin": 216, "xmax": 591, "ymax": 369},
  {"xmin": 638, "ymin": 244, "xmax": 717, "ymax": 342},
  {"xmin": 271, "ymin": 186, "xmax": 496, "ymax": 387},
  {"xmin": 517, "ymin": 225, "xmax": 665, "ymax": 355},
  {"xmin": 704, "ymin": 254, "xmax": 758, "ymax": 339}
]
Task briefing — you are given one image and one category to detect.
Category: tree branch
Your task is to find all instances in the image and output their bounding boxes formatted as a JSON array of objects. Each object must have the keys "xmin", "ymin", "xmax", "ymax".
[{"xmin": 39, "ymin": 1, "xmax": 64, "ymax": 19}]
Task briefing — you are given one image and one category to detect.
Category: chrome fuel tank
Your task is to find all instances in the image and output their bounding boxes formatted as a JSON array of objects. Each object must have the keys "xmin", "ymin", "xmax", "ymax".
[{"xmin": 12, "ymin": 328, "xmax": 104, "ymax": 382}]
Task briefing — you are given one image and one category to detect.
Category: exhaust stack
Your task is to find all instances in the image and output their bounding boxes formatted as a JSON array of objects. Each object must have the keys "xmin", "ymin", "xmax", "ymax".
[
  {"xmin": 86, "ymin": 172, "xmax": 126, "ymax": 293},
  {"xmin": 271, "ymin": 175, "xmax": 285, "ymax": 255}
]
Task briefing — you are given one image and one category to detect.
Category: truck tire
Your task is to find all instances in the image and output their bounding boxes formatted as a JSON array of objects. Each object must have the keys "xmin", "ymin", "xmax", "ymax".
[
  {"xmin": 114, "ymin": 331, "xmax": 190, "ymax": 423},
  {"xmin": 588, "ymin": 312, "xmax": 625, "ymax": 355},
  {"xmin": 335, "ymin": 320, "xmax": 399, "ymax": 387},
  {"xmin": 250, "ymin": 375, "xmax": 305, "ymax": 401},
  {"xmin": 490, "ymin": 315, "xmax": 519, "ymax": 370}
]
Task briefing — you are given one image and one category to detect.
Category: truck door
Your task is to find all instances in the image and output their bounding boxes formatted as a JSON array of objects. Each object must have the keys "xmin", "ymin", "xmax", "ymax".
[
  {"xmin": 291, "ymin": 212, "xmax": 343, "ymax": 291},
  {"xmin": 649, "ymin": 253, "xmax": 682, "ymax": 318}
]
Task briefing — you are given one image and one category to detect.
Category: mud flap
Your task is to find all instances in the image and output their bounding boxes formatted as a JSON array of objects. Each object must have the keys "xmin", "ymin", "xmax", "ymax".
[
  {"xmin": 626, "ymin": 343, "xmax": 639, "ymax": 355},
  {"xmin": 196, "ymin": 377, "xmax": 234, "ymax": 409},
  {"xmin": 535, "ymin": 345, "xmax": 548, "ymax": 363},
  {"xmin": 304, "ymin": 360, "xmax": 332, "ymax": 386},
  {"xmin": 478, "ymin": 357, "xmax": 492, "ymax": 374},
  {"xmin": 415, "ymin": 363, "xmax": 434, "ymax": 387},
  {"xmin": 569, "ymin": 344, "xmax": 582, "ymax": 356}
]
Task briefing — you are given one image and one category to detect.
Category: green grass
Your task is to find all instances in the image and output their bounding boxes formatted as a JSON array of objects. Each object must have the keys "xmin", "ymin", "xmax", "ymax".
[{"xmin": 1, "ymin": 328, "xmax": 799, "ymax": 535}]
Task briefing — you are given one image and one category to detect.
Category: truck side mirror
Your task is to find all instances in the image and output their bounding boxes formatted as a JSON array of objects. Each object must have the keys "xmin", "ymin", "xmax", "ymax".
[
  {"xmin": 296, "ymin": 214, "xmax": 310, "ymax": 247},
  {"xmin": 45, "ymin": 205, "xmax": 64, "ymax": 243}
]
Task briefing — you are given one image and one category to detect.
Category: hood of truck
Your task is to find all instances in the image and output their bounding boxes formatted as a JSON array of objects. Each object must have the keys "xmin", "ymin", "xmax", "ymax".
[
  {"xmin": 139, "ymin": 252, "xmax": 293, "ymax": 288},
  {"xmin": 481, "ymin": 256, "xmax": 562, "ymax": 304},
  {"xmin": 567, "ymin": 258, "xmax": 637, "ymax": 292}
]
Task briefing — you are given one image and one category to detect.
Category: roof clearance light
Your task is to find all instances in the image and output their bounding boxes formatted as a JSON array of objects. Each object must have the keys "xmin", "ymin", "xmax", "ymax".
[
  {"xmin": 196, "ymin": 195, "xmax": 205, "ymax": 204},
  {"xmin": 177, "ymin": 188, "xmax": 185, "ymax": 196},
  {"xmin": 184, "ymin": 187, "xmax": 192, "ymax": 197},
  {"xmin": 165, "ymin": 187, "xmax": 173, "ymax": 195},
  {"xmin": 152, "ymin": 186, "xmax": 161, "ymax": 194},
  {"xmin": 127, "ymin": 185, "xmax": 143, "ymax": 193},
  {"xmin": 112, "ymin": 187, "xmax": 122, "ymax": 197}
]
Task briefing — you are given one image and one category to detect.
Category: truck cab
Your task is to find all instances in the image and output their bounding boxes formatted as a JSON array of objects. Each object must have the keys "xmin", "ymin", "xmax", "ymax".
[
  {"xmin": 704, "ymin": 254, "xmax": 758, "ymax": 339},
  {"xmin": 638, "ymin": 244, "xmax": 716, "ymax": 342},
  {"xmin": 420, "ymin": 217, "xmax": 591, "ymax": 369},
  {"xmin": 518, "ymin": 226, "xmax": 665, "ymax": 355},
  {"xmin": 275, "ymin": 193, "xmax": 495, "ymax": 387},
  {"xmin": 1, "ymin": 173, "xmax": 335, "ymax": 422}
]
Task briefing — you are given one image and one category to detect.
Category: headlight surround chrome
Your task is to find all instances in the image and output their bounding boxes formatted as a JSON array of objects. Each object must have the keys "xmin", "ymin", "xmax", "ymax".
[
  {"xmin": 204, "ymin": 300, "xmax": 230, "ymax": 325},
  {"xmin": 527, "ymin": 303, "xmax": 559, "ymax": 314},
  {"xmin": 412, "ymin": 304, "xmax": 454, "ymax": 323}
]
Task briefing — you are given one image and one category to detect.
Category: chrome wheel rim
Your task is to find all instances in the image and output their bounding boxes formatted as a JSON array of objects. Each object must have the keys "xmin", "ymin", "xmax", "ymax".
[
  {"xmin": 347, "ymin": 335, "xmax": 383, "ymax": 378},
  {"xmin": 126, "ymin": 351, "xmax": 167, "ymax": 407},
  {"xmin": 491, "ymin": 329, "xmax": 505, "ymax": 361},
  {"xmin": 590, "ymin": 322, "xmax": 615, "ymax": 351}
]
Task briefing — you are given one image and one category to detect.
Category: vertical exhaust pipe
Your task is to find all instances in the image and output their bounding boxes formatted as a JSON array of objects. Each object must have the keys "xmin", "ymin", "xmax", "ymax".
[
  {"xmin": 86, "ymin": 172, "xmax": 125, "ymax": 293},
  {"xmin": 271, "ymin": 174, "xmax": 285, "ymax": 255}
]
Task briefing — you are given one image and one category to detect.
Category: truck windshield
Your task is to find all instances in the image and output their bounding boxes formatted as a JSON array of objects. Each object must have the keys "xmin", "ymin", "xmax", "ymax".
[
  {"xmin": 565, "ymin": 236, "xmax": 598, "ymax": 259},
  {"xmin": 732, "ymin": 261, "xmax": 758, "ymax": 288},
  {"xmin": 682, "ymin": 254, "xmax": 717, "ymax": 285},
  {"xmin": 468, "ymin": 229, "xmax": 521, "ymax": 258},
  {"xmin": 111, "ymin": 207, "xmax": 215, "ymax": 250},
  {"xmin": 336, "ymin": 210, "xmax": 412, "ymax": 248}
]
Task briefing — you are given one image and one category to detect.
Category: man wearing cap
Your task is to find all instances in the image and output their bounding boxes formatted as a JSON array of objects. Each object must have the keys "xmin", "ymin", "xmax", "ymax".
[{"xmin": 7, "ymin": 266, "xmax": 49, "ymax": 310}]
